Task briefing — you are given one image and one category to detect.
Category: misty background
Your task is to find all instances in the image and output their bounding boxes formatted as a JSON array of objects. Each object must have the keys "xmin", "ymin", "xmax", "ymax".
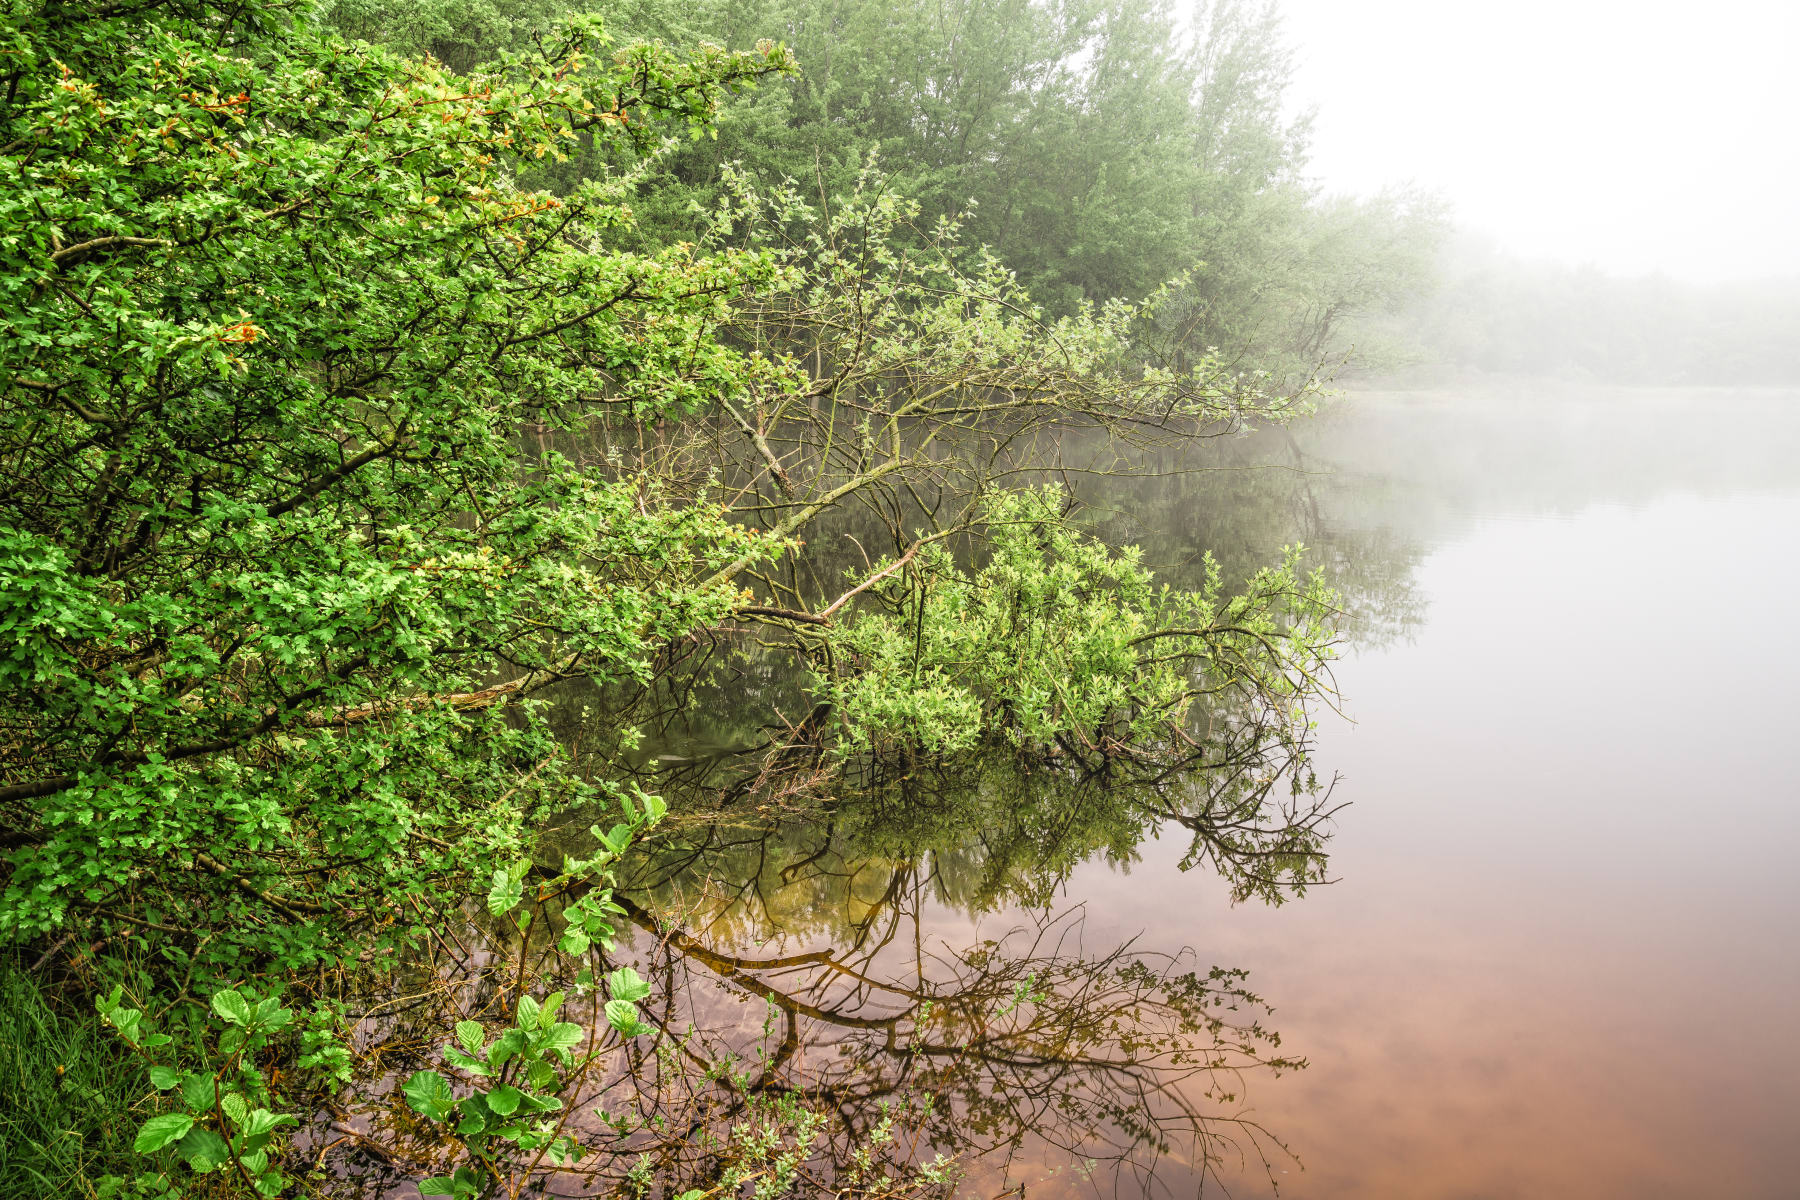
[{"xmin": 1279, "ymin": 0, "xmax": 1800, "ymax": 385}]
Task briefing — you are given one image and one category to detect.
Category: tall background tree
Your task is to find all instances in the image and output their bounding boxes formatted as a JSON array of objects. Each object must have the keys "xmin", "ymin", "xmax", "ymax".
[{"xmin": 317, "ymin": 0, "xmax": 1445, "ymax": 374}]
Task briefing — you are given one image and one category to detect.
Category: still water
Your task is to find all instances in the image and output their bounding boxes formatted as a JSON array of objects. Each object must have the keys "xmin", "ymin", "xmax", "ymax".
[{"xmin": 609, "ymin": 385, "xmax": 1800, "ymax": 1198}]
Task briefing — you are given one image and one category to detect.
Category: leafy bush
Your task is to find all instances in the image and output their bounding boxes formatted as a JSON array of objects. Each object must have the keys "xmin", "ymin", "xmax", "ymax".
[{"xmin": 819, "ymin": 487, "xmax": 1337, "ymax": 762}]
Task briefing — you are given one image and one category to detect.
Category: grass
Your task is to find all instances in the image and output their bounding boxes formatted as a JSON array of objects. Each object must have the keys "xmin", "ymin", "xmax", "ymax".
[{"xmin": 0, "ymin": 963, "xmax": 148, "ymax": 1199}]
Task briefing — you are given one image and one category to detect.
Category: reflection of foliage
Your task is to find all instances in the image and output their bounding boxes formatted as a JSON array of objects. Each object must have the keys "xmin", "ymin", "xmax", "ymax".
[
  {"xmin": 592, "ymin": 897, "xmax": 1304, "ymax": 1195},
  {"xmin": 616, "ymin": 744, "xmax": 1335, "ymax": 932},
  {"xmin": 817, "ymin": 488, "xmax": 1339, "ymax": 768}
]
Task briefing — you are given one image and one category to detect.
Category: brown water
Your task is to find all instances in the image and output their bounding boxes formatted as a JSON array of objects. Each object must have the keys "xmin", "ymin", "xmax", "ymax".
[{"xmin": 603, "ymin": 385, "xmax": 1800, "ymax": 1199}]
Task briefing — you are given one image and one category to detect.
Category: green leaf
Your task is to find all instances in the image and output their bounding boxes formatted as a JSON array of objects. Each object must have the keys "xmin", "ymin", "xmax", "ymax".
[
  {"xmin": 106, "ymin": 1008, "xmax": 144, "ymax": 1047},
  {"xmin": 419, "ymin": 1178, "xmax": 458, "ymax": 1197},
  {"xmin": 242, "ymin": 1109, "xmax": 296, "ymax": 1138},
  {"xmin": 516, "ymin": 994, "xmax": 541, "ymax": 1031},
  {"xmin": 179, "ymin": 1073, "xmax": 215, "ymax": 1113},
  {"xmin": 134, "ymin": 1113, "xmax": 196, "ymax": 1153},
  {"xmin": 220, "ymin": 1092, "xmax": 248, "ymax": 1125},
  {"xmin": 559, "ymin": 925, "xmax": 590, "ymax": 955},
  {"xmin": 148, "ymin": 1066, "xmax": 181, "ymax": 1090},
  {"xmin": 606, "ymin": 967, "xmax": 650, "ymax": 1003},
  {"xmin": 487, "ymin": 1028, "xmax": 526, "ymax": 1069},
  {"xmin": 175, "ymin": 1126, "xmax": 230, "ymax": 1172},
  {"xmin": 210, "ymin": 990, "xmax": 251, "ymax": 1026},
  {"xmin": 605, "ymin": 999, "xmax": 640, "ymax": 1036},
  {"xmin": 486, "ymin": 1085, "xmax": 522, "ymax": 1116},
  {"xmin": 444, "ymin": 1049, "xmax": 491, "ymax": 1076},
  {"xmin": 402, "ymin": 1070, "xmax": 455, "ymax": 1122},
  {"xmin": 455, "ymin": 1020, "xmax": 485, "ymax": 1056},
  {"xmin": 519, "ymin": 1091, "xmax": 563, "ymax": 1114},
  {"xmin": 487, "ymin": 866, "xmax": 523, "ymax": 916},
  {"xmin": 542, "ymin": 1021, "xmax": 584, "ymax": 1054}
]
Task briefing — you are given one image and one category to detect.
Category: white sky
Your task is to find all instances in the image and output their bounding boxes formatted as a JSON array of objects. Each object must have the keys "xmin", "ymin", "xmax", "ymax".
[{"xmin": 1273, "ymin": 0, "xmax": 1800, "ymax": 281}]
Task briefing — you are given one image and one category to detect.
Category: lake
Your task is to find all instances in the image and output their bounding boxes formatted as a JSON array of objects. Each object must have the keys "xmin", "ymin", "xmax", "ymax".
[{"xmin": 600, "ymin": 384, "xmax": 1800, "ymax": 1199}]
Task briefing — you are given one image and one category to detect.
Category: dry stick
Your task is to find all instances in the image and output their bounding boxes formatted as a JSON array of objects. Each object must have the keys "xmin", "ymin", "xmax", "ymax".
[
  {"xmin": 192, "ymin": 851, "xmax": 327, "ymax": 916},
  {"xmin": 732, "ymin": 535, "xmax": 943, "ymax": 629},
  {"xmin": 720, "ymin": 397, "xmax": 792, "ymax": 496},
  {"xmin": 28, "ymin": 933, "xmax": 71, "ymax": 973}
]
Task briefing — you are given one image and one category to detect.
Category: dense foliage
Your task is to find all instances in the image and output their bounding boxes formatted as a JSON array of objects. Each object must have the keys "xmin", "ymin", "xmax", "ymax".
[{"xmin": 0, "ymin": 0, "xmax": 793, "ymax": 962}]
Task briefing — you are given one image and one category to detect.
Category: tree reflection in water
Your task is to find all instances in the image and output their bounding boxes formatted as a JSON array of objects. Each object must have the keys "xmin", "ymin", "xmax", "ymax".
[{"xmin": 544, "ymin": 749, "xmax": 1328, "ymax": 1197}]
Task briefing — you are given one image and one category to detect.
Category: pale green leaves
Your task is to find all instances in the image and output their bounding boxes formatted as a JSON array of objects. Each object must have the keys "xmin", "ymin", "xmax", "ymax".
[
  {"xmin": 600, "ymin": 965, "xmax": 651, "ymax": 1037},
  {"xmin": 488, "ymin": 861, "xmax": 529, "ymax": 915},
  {"xmin": 177, "ymin": 1127, "xmax": 231, "ymax": 1173}
]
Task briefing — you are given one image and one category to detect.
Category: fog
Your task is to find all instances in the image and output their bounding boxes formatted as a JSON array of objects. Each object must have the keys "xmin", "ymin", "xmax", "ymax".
[{"xmin": 1278, "ymin": 0, "xmax": 1800, "ymax": 283}]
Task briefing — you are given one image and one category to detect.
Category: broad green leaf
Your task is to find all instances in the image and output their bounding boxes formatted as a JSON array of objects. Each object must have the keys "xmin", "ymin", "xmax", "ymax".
[
  {"xmin": 107, "ymin": 1008, "xmax": 144, "ymax": 1047},
  {"xmin": 455, "ymin": 1021, "xmax": 485, "ymax": 1056},
  {"xmin": 606, "ymin": 967, "xmax": 650, "ymax": 1003},
  {"xmin": 487, "ymin": 867, "xmax": 523, "ymax": 916},
  {"xmin": 180, "ymin": 1073, "xmax": 216, "ymax": 1112},
  {"xmin": 419, "ymin": 1178, "xmax": 458, "ymax": 1197},
  {"xmin": 402, "ymin": 1070, "xmax": 455, "ymax": 1122},
  {"xmin": 605, "ymin": 999, "xmax": 640, "ymax": 1036},
  {"xmin": 486, "ymin": 1084, "xmax": 522, "ymax": 1116},
  {"xmin": 175, "ymin": 1126, "xmax": 229, "ymax": 1172},
  {"xmin": 148, "ymin": 1066, "xmax": 180, "ymax": 1090},
  {"xmin": 516, "ymin": 994, "xmax": 541, "ymax": 1031},
  {"xmin": 444, "ymin": 1049, "xmax": 491, "ymax": 1076},
  {"xmin": 487, "ymin": 1028, "xmax": 527, "ymax": 1068},
  {"xmin": 134, "ymin": 1113, "xmax": 196, "ymax": 1153},
  {"xmin": 242, "ymin": 1109, "xmax": 296, "ymax": 1137},
  {"xmin": 210, "ymin": 990, "xmax": 251, "ymax": 1026},
  {"xmin": 542, "ymin": 1021, "xmax": 584, "ymax": 1054}
]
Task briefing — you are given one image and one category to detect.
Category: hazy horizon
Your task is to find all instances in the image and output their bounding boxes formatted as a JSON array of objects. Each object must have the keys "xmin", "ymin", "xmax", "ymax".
[{"xmin": 1277, "ymin": 0, "xmax": 1800, "ymax": 284}]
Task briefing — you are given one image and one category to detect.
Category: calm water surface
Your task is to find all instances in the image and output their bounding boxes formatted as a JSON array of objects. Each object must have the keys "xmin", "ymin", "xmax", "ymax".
[{"xmin": 608, "ymin": 385, "xmax": 1800, "ymax": 1198}]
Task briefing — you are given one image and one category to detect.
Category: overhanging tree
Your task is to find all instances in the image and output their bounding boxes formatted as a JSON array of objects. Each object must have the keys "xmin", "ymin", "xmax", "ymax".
[{"xmin": 0, "ymin": 0, "xmax": 796, "ymax": 963}]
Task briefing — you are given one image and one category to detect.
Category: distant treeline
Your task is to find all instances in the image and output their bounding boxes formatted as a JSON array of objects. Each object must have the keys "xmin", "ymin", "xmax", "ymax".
[
  {"xmin": 320, "ymin": 0, "xmax": 1445, "ymax": 379},
  {"xmin": 1371, "ymin": 238, "xmax": 1800, "ymax": 387}
]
